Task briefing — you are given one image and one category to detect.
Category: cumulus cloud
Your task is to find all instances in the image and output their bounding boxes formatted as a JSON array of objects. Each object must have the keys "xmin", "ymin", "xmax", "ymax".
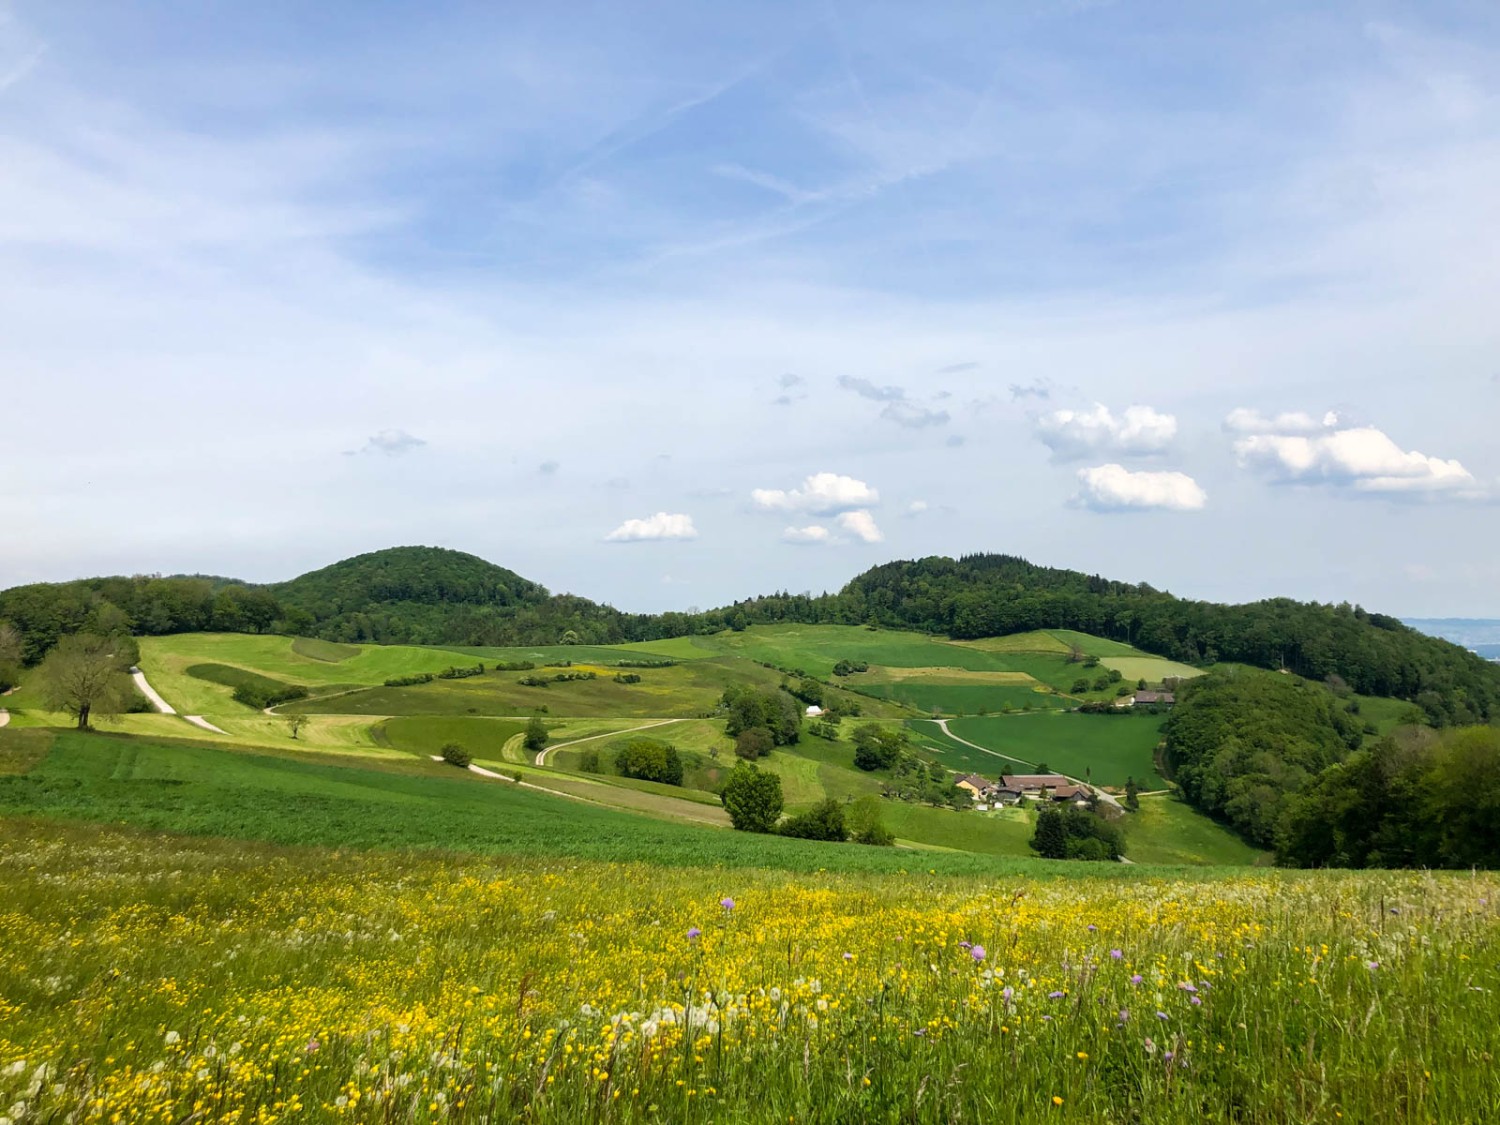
[
  {"xmin": 751, "ymin": 472, "xmax": 879, "ymax": 515},
  {"xmin": 346, "ymin": 429, "xmax": 426, "ymax": 456},
  {"xmin": 604, "ymin": 512, "xmax": 699, "ymax": 542},
  {"xmin": 837, "ymin": 375, "xmax": 950, "ymax": 428},
  {"xmin": 1226, "ymin": 408, "xmax": 1484, "ymax": 497},
  {"xmin": 781, "ymin": 524, "xmax": 832, "ymax": 544},
  {"xmin": 1036, "ymin": 404, "xmax": 1177, "ymax": 461},
  {"xmin": 1073, "ymin": 464, "xmax": 1207, "ymax": 512},
  {"xmin": 835, "ymin": 509, "xmax": 884, "ymax": 543}
]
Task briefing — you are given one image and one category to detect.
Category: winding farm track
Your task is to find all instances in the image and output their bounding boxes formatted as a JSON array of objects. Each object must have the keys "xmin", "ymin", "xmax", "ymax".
[
  {"xmin": 0, "ymin": 709, "xmax": 9, "ymax": 729},
  {"xmin": 183, "ymin": 715, "xmax": 228, "ymax": 734},
  {"xmin": 928, "ymin": 718, "xmax": 1122, "ymax": 810},
  {"xmin": 534, "ymin": 718, "xmax": 687, "ymax": 766},
  {"xmin": 131, "ymin": 669, "xmax": 176, "ymax": 714}
]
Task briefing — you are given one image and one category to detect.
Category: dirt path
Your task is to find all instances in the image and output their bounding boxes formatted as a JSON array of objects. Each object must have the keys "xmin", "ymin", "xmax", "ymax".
[
  {"xmin": 534, "ymin": 718, "xmax": 687, "ymax": 766},
  {"xmin": 183, "ymin": 715, "xmax": 228, "ymax": 734},
  {"xmin": 927, "ymin": 718, "xmax": 1122, "ymax": 810},
  {"xmin": 131, "ymin": 669, "xmax": 176, "ymax": 715},
  {"xmin": 0, "ymin": 709, "xmax": 9, "ymax": 729}
]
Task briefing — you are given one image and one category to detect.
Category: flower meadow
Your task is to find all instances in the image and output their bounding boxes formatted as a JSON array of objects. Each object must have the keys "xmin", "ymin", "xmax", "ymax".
[{"xmin": 2, "ymin": 823, "xmax": 1498, "ymax": 1124}]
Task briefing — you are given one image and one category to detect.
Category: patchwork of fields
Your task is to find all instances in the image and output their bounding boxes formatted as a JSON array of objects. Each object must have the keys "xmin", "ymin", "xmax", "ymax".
[{"xmin": 5, "ymin": 624, "xmax": 1257, "ymax": 865}]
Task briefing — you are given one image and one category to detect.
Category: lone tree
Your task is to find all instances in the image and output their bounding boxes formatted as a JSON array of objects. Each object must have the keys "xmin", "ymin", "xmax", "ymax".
[
  {"xmin": 441, "ymin": 742, "xmax": 472, "ymax": 768},
  {"xmin": 523, "ymin": 716, "xmax": 549, "ymax": 753},
  {"xmin": 1124, "ymin": 776, "xmax": 1141, "ymax": 812},
  {"xmin": 38, "ymin": 633, "xmax": 133, "ymax": 730},
  {"xmin": 287, "ymin": 714, "xmax": 308, "ymax": 740},
  {"xmin": 1030, "ymin": 806, "xmax": 1069, "ymax": 859},
  {"xmin": 720, "ymin": 762, "xmax": 784, "ymax": 833}
]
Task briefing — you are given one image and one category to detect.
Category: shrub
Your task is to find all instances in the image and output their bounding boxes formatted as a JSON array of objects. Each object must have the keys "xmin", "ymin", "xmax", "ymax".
[
  {"xmin": 846, "ymin": 796, "xmax": 895, "ymax": 846},
  {"xmin": 440, "ymin": 743, "xmax": 472, "ymax": 769},
  {"xmin": 779, "ymin": 798, "xmax": 848, "ymax": 841},
  {"xmin": 615, "ymin": 739, "xmax": 684, "ymax": 786},
  {"xmin": 735, "ymin": 727, "xmax": 775, "ymax": 760},
  {"xmin": 579, "ymin": 747, "xmax": 602, "ymax": 773},
  {"xmin": 384, "ymin": 673, "xmax": 434, "ymax": 687},
  {"xmin": 720, "ymin": 763, "xmax": 784, "ymax": 832},
  {"xmin": 523, "ymin": 717, "xmax": 549, "ymax": 753},
  {"xmin": 613, "ymin": 673, "xmax": 642, "ymax": 684}
]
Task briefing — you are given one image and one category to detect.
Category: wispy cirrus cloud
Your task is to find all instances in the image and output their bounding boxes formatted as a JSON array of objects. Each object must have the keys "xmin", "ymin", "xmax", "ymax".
[
  {"xmin": 837, "ymin": 375, "xmax": 950, "ymax": 429},
  {"xmin": 346, "ymin": 429, "xmax": 427, "ymax": 457}
]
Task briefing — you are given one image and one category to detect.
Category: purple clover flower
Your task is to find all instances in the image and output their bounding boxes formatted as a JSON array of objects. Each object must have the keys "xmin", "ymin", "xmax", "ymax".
[
  {"xmin": 971, "ymin": 945, "xmax": 987, "ymax": 962},
  {"xmin": 1155, "ymin": 1011, "xmax": 1169, "ymax": 1021},
  {"xmin": 720, "ymin": 898, "xmax": 735, "ymax": 911},
  {"xmin": 1048, "ymin": 990, "xmax": 1065, "ymax": 999},
  {"xmin": 687, "ymin": 927, "xmax": 701, "ymax": 941},
  {"xmin": 1110, "ymin": 949, "xmax": 1123, "ymax": 961},
  {"xmin": 1130, "ymin": 974, "xmax": 1143, "ymax": 985}
]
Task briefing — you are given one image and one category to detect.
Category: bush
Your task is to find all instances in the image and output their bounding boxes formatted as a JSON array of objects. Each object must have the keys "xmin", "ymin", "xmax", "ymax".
[
  {"xmin": 613, "ymin": 673, "xmax": 642, "ymax": 684},
  {"xmin": 523, "ymin": 717, "xmax": 549, "ymax": 753},
  {"xmin": 852, "ymin": 724, "xmax": 905, "ymax": 771},
  {"xmin": 579, "ymin": 747, "xmax": 602, "ymax": 773},
  {"xmin": 436, "ymin": 664, "xmax": 485, "ymax": 680},
  {"xmin": 846, "ymin": 796, "xmax": 895, "ymax": 846},
  {"xmin": 384, "ymin": 672, "xmax": 435, "ymax": 687},
  {"xmin": 720, "ymin": 763, "xmax": 784, "ymax": 832},
  {"xmin": 440, "ymin": 743, "xmax": 472, "ymax": 769},
  {"xmin": 779, "ymin": 798, "xmax": 847, "ymax": 841},
  {"xmin": 1031, "ymin": 805, "xmax": 1124, "ymax": 861},
  {"xmin": 517, "ymin": 675, "xmax": 550, "ymax": 687},
  {"xmin": 615, "ymin": 739, "xmax": 684, "ymax": 786},
  {"xmin": 735, "ymin": 727, "xmax": 775, "ymax": 760},
  {"xmin": 832, "ymin": 660, "xmax": 869, "ymax": 676}
]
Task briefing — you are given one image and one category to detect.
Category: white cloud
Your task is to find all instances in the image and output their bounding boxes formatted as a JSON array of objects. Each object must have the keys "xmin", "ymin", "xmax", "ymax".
[
  {"xmin": 604, "ymin": 512, "xmax": 699, "ymax": 542},
  {"xmin": 835, "ymin": 509, "xmax": 884, "ymax": 542},
  {"xmin": 781, "ymin": 524, "xmax": 832, "ymax": 544},
  {"xmin": 904, "ymin": 500, "xmax": 929, "ymax": 516},
  {"xmin": 1223, "ymin": 408, "xmax": 1338, "ymax": 435},
  {"xmin": 1074, "ymin": 464, "xmax": 1207, "ymax": 512},
  {"xmin": 1234, "ymin": 426, "xmax": 1481, "ymax": 495},
  {"xmin": 1226, "ymin": 409, "xmax": 1484, "ymax": 497},
  {"xmin": 751, "ymin": 472, "xmax": 879, "ymax": 515},
  {"xmin": 1036, "ymin": 404, "xmax": 1177, "ymax": 461}
]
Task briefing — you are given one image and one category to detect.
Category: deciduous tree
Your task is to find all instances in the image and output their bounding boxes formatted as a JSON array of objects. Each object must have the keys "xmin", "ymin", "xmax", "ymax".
[{"xmin": 38, "ymin": 633, "xmax": 133, "ymax": 730}]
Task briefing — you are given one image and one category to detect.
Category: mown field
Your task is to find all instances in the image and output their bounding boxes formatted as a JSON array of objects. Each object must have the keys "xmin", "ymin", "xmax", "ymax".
[
  {"xmin": 944, "ymin": 713, "xmax": 1170, "ymax": 788},
  {"xmin": 1, "ymin": 817, "xmax": 1495, "ymax": 1124}
]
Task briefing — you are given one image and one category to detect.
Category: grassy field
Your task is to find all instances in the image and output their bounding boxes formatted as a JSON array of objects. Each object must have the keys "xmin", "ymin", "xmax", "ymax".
[
  {"xmin": 942, "ymin": 713, "xmax": 1169, "ymax": 788},
  {"xmin": 377, "ymin": 716, "xmax": 529, "ymax": 758},
  {"xmin": 0, "ymin": 729, "xmax": 1064, "ymax": 877},
  {"xmin": 2, "ymin": 818, "xmax": 1496, "ymax": 1123},
  {"xmin": 1122, "ymin": 794, "xmax": 1269, "ymax": 866},
  {"xmin": 1099, "ymin": 655, "xmax": 1204, "ymax": 684}
]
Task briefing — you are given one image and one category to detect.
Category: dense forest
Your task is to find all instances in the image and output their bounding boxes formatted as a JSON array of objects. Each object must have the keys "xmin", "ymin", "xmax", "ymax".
[
  {"xmin": 1163, "ymin": 670, "xmax": 1500, "ymax": 868},
  {"xmin": 3, "ymin": 547, "xmax": 1497, "ymax": 727}
]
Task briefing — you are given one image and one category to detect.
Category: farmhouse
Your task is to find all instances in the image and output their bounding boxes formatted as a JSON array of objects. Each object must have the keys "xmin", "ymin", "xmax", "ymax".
[
  {"xmin": 1130, "ymin": 690, "xmax": 1176, "ymax": 706},
  {"xmin": 954, "ymin": 773, "xmax": 999, "ymax": 801},
  {"xmin": 1001, "ymin": 773, "xmax": 1073, "ymax": 799}
]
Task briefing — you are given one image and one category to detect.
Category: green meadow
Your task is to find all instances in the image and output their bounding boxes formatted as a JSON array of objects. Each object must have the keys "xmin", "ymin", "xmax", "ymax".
[{"xmin": 942, "ymin": 713, "xmax": 1170, "ymax": 788}]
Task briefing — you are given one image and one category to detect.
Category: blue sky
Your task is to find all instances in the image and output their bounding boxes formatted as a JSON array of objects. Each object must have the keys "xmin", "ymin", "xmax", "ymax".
[{"xmin": 2, "ymin": 1, "xmax": 1498, "ymax": 615}]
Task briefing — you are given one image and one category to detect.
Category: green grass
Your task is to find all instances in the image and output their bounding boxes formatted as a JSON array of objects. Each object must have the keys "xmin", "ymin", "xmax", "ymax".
[
  {"xmin": 290, "ymin": 637, "xmax": 362, "ymax": 662},
  {"xmin": 377, "ymin": 716, "xmax": 528, "ymax": 759},
  {"xmin": 1122, "ymin": 794, "xmax": 1269, "ymax": 866},
  {"xmin": 857, "ymin": 681, "xmax": 1068, "ymax": 715},
  {"xmin": 940, "ymin": 713, "xmax": 1169, "ymax": 788},
  {"xmin": 293, "ymin": 656, "xmax": 816, "ymax": 719},
  {"xmin": 184, "ymin": 663, "xmax": 307, "ymax": 709},
  {"xmin": 6, "ymin": 821, "xmax": 1493, "ymax": 1124},
  {"xmin": 1099, "ymin": 655, "xmax": 1204, "ymax": 683},
  {"xmin": 0, "ymin": 729, "xmax": 1093, "ymax": 878}
]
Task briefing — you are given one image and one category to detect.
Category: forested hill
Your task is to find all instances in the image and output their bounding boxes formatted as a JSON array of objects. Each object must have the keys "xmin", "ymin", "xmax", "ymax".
[
  {"xmin": 3, "ymin": 547, "xmax": 1498, "ymax": 725},
  {"xmin": 813, "ymin": 554, "xmax": 1499, "ymax": 726}
]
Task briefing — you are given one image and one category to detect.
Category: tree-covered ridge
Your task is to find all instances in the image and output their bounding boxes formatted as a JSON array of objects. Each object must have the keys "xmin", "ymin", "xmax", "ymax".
[
  {"xmin": 3, "ymin": 547, "xmax": 1497, "ymax": 726},
  {"xmin": 1162, "ymin": 671, "xmax": 1362, "ymax": 847},
  {"xmin": 810, "ymin": 554, "xmax": 1498, "ymax": 725},
  {"xmin": 269, "ymin": 546, "xmax": 552, "ymax": 643}
]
